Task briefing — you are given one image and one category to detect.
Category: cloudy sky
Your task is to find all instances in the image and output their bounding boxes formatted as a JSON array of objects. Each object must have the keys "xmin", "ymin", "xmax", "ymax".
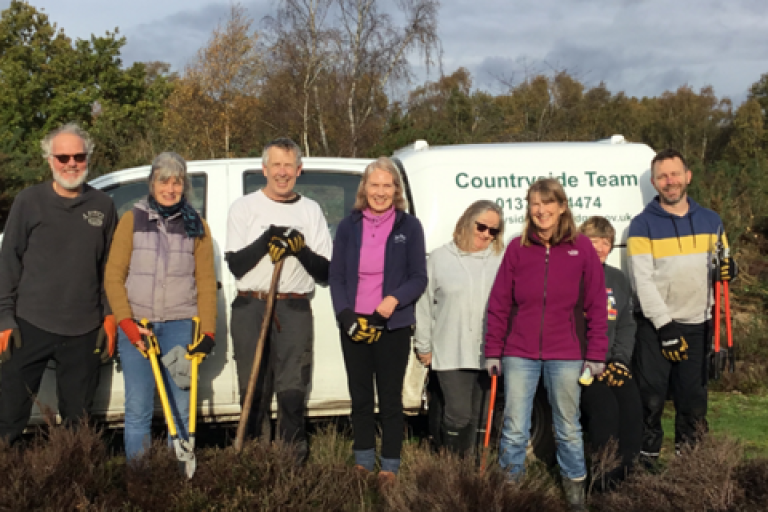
[{"xmin": 5, "ymin": 0, "xmax": 768, "ymax": 104}]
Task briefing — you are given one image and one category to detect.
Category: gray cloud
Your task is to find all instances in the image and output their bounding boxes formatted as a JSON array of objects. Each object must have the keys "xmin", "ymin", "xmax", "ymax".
[
  {"xmin": 437, "ymin": 0, "xmax": 768, "ymax": 103},
  {"xmin": 22, "ymin": 0, "xmax": 767, "ymax": 105},
  {"xmin": 121, "ymin": 2, "xmax": 272, "ymax": 72}
]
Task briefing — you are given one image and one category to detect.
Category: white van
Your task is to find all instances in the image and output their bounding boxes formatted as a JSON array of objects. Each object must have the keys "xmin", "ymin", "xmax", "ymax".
[{"xmin": 19, "ymin": 136, "xmax": 656, "ymax": 432}]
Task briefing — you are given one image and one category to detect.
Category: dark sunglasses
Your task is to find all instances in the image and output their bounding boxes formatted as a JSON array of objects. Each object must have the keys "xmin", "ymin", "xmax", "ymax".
[
  {"xmin": 475, "ymin": 222, "xmax": 500, "ymax": 237},
  {"xmin": 52, "ymin": 153, "xmax": 88, "ymax": 164}
]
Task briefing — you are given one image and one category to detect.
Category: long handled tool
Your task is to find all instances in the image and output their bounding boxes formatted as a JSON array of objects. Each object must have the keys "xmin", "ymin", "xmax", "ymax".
[
  {"xmin": 713, "ymin": 228, "xmax": 735, "ymax": 377},
  {"xmin": 713, "ymin": 279, "xmax": 722, "ymax": 380},
  {"xmin": 724, "ymin": 280, "xmax": 735, "ymax": 373},
  {"xmin": 480, "ymin": 371, "xmax": 498, "ymax": 474},
  {"xmin": 184, "ymin": 316, "xmax": 206, "ymax": 477},
  {"xmin": 140, "ymin": 319, "xmax": 196, "ymax": 478},
  {"xmin": 234, "ymin": 259, "xmax": 285, "ymax": 453}
]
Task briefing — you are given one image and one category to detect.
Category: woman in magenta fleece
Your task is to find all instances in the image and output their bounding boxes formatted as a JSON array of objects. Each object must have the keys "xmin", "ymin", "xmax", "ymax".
[
  {"xmin": 329, "ymin": 157, "xmax": 427, "ymax": 487},
  {"xmin": 484, "ymin": 178, "xmax": 608, "ymax": 510}
]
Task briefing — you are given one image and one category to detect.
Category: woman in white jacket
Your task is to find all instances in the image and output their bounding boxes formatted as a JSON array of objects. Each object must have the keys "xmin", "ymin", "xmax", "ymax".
[{"xmin": 414, "ymin": 200, "xmax": 505, "ymax": 455}]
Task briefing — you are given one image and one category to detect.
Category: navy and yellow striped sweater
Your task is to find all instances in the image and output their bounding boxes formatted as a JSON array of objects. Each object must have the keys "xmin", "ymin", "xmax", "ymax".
[{"xmin": 627, "ymin": 196, "xmax": 727, "ymax": 329}]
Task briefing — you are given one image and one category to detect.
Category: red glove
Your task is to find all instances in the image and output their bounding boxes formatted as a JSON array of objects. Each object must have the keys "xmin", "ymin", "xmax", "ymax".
[
  {"xmin": 97, "ymin": 315, "xmax": 117, "ymax": 363},
  {"xmin": 119, "ymin": 319, "xmax": 142, "ymax": 345},
  {"xmin": 0, "ymin": 329, "xmax": 22, "ymax": 363}
]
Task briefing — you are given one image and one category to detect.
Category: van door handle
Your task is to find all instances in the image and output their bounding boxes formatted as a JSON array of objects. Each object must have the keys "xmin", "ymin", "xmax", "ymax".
[{"xmin": 217, "ymin": 281, "xmax": 222, "ymax": 290}]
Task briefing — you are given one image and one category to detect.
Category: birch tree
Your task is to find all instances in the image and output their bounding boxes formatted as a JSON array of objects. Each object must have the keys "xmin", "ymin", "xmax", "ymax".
[
  {"xmin": 336, "ymin": 0, "xmax": 440, "ymax": 156},
  {"xmin": 164, "ymin": 3, "xmax": 262, "ymax": 158}
]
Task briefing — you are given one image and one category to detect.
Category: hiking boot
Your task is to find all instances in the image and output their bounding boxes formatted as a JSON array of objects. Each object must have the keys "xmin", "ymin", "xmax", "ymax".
[
  {"xmin": 562, "ymin": 477, "xmax": 586, "ymax": 511},
  {"xmin": 377, "ymin": 470, "xmax": 397, "ymax": 492},
  {"xmin": 354, "ymin": 464, "xmax": 370, "ymax": 478}
]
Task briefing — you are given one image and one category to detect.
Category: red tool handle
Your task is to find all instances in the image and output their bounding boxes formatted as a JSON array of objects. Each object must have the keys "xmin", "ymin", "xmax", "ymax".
[{"xmin": 480, "ymin": 373, "xmax": 498, "ymax": 474}]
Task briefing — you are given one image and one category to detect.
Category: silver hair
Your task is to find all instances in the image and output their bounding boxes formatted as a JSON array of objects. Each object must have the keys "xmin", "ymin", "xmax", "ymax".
[
  {"xmin": 262, "ymin": 137, "xmax": 302, "ymax": 167},
  {"xmin": 41, "ymin": 122, "xmax": 95, "ymax": 159},
  {"xmin": 148, "ymin": 152, "xmax": 190, "ymax": 196}
]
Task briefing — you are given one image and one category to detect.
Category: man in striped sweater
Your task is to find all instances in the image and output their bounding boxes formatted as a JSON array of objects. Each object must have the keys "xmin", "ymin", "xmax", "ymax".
[{"xmin": 627, "ymin": 148, "xmax": 736, "ymax": 464}]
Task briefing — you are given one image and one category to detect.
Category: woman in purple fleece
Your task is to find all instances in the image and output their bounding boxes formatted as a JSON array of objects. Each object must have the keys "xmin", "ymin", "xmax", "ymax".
[
  {"xmin": 329, "ymin": 157, "xmax": 427, "ymax": 488},
  {"xmin": 484, "ymin": 178, "xmax": 608, "ymax": 511}
]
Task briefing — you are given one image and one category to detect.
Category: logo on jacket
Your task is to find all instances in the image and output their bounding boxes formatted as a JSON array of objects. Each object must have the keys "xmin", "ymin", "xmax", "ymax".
[
  {"xmin": 606, "ymin": 288, "xmax": 617, "ymax": 320},
  {"xmin": 568, "ymin": 249, "xmax": 579, "ymax": 256},
  {"xmin": 83, "ymin": 211, "xmax": 104, "ymax": 227},
  {"xmin": 394, "ymin": 234, "xmax": 407, "ymax": 244}
]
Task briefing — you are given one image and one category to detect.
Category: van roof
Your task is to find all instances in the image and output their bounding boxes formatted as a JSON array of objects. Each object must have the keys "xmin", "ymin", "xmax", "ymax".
[
  {"xmin": 393, "ymin": 137, "xmax": 639, "ymax": 157},
  {"xmin": 392, "ymin": 139, "xmax": 654, "ymax": 172},
  {"xmin": 88, "ymin": 156, "xmax": 374, "ymax": 188}
]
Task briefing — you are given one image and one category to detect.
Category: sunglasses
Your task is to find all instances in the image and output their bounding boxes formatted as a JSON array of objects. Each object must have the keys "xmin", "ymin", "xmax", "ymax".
[
  {"xmin": 475, "ymin": 222, "xmax": 500, "ymax": 237},
  {"xmin": 52, "ymin": 153, "xmax": 88, "ymax": 164}
]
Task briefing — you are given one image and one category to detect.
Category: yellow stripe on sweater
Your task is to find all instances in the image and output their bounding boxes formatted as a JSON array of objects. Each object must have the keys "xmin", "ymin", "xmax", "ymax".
[{"xmin": 628, "ymin": 233, "xmax": 720, "ymax": 259}]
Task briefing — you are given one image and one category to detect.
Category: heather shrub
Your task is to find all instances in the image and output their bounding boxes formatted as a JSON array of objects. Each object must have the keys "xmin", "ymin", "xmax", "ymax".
[{"xmin": 590, "ymin": 435, "xmax": 744, "ymax": 512}]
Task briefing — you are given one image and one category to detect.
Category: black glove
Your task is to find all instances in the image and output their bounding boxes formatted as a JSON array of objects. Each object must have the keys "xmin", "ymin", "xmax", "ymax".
[
  {"xmin": 369, "ymin": 311, "xmax": 387, "ymax": 330},
  {"xmin": 658, "ymin": 322, "xmax": 688, "ymax": 362},
  {"xmin": 274, "ymin": 227, "xmax": 306, "ymax": 254},
  {"xmin": 188, "ymin": 334, "xmax": 215, "ymax": 357},
  {"xmin": 598, "ymin": 360, "xmax": 632, "ymax": 387},
  {"xmin": 338, "ymin": 309, "xmax": 360, "ymax": 338},
  {"xmin": 268, "ymin": 236, "xmax": 289, "ymax": 263},
  {"xmin": 337, "ymin": 309, "xmax": 381, "ymax": 343},
  {"xmin": 715, "ymin": 256, "xmax": 738, "ymax": 282}
]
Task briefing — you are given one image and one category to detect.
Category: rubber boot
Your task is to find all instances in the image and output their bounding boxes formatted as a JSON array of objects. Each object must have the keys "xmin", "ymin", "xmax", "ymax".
[
  {"xmin": 441, "ymin": 423, "xmax": 463, "ymax": 455},
  {"xmin": 562, "ymin": 477, "xmax": 586, "ymax": 511},
  {"xmin": 457, "ymin": 423, "xmax": 476, "ymax": 458}
]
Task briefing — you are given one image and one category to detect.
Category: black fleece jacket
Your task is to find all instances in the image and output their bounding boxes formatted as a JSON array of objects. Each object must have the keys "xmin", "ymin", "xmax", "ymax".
[
  {"xmin": 0, "ymin": 182, "xmax": 117, "ymax": 336},
  {"xmin": 604, "ymin": 264, "xmax": 637, "ymax": 366}
]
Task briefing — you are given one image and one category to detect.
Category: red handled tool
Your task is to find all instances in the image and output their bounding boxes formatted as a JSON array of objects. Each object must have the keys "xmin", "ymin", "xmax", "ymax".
[{"xmin": 480, "ymin": 372, "xmax": 498, "ymax": 474}]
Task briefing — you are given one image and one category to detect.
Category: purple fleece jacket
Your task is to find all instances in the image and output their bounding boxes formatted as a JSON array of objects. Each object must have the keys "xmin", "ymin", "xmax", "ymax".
[{"xmin": 484, "ymin": 232, "xmax": 609, "ymax": 361}]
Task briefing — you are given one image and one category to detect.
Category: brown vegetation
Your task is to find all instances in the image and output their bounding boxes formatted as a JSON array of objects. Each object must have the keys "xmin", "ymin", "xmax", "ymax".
[{"xmin": 3, "ymin": 422, "xmax": 768, "ymax": 511}]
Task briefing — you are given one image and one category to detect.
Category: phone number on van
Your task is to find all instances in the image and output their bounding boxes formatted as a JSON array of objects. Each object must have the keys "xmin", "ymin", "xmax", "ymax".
[{"xmin": 496, "ymin": 196, "xmax": 603, "ymax": 210}]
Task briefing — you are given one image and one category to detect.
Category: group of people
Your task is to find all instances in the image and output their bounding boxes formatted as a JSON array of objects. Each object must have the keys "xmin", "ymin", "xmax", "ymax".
[
  {"xmin": 415, "ymin": 149, "xmax": 734, "ymax": 511},
  {"xmin": 0, "ymin": 123, "xmax": 735, "ymax": 510}
]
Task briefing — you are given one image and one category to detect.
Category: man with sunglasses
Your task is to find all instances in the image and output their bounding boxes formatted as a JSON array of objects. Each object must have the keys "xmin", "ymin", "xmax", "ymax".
[{"xmin": 0, "ymin": 123, "xmax": 118, "ymax": 443}]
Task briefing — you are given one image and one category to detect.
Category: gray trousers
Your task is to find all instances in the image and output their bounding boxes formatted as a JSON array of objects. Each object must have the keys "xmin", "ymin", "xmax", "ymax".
[
  {"xmin": 230, "ymin": 295, "xmax": 313, "ymax": 459},
  {"xmin": 434, "ymin": 369, "xmax": 484, "ymax": 429}
]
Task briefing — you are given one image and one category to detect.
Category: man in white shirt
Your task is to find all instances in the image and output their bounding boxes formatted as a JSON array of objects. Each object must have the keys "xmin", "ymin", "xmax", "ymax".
[{"xmin": 225, "ymin": 138, "xmax": 332, "ymax": 463}]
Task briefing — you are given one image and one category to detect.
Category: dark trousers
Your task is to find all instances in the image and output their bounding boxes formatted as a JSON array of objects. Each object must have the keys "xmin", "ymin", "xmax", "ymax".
[
  {"xmin": 340, "ymin": 325, "xmax": 411, "ymax": 460},
  {"xmin": 231, "ymin": 295, "xmax": 313, "ymax": 459},
  {"xmin": 434, "ymin": 369, "xmax": 484, "ymax": 429},
  {"xmin": 580, "ymin": 377, "xmax": 643, "ymax": 481},
  {"xmin": 0, "ymin": 317, "xmax": 101, "ymax": 443},
  {"xmin": 633, "ymin": 315, "xmax": 709, "ymax": 455}
]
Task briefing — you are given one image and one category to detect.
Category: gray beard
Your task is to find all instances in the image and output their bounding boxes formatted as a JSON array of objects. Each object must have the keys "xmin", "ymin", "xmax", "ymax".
[{"xmin": 53, "ymin": 168, "xmax": 89, "ymax": 191}]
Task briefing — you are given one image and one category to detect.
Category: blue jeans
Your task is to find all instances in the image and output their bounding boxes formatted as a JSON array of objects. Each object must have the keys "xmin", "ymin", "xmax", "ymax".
[
  {"xmin": 118, "ymin": 319, "xmax": 193, "ymax": 461},
  {"xmin": 499, "ymin": 357, "xmax": 585, "ymax": 480}
]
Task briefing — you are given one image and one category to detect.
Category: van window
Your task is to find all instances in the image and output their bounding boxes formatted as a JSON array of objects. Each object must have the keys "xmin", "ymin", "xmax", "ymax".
[
  {"xmin": 102, "ymin": 174, "xmax": 208, "ymax": 219},
  {"xmin": 244, "ymin": 172, "xmax": 360, "ymax": 238}
]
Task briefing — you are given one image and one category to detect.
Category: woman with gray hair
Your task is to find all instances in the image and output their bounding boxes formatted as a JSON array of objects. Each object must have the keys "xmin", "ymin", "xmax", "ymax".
[
  {"xmin": 329, "ymin": 156, "xmax": 427, "ymax": 488},
  {"xmin": 104, "ymin": 152, "xmax": 216, "ymax": 461},
  {"xmin": 414, "ymin": 200, "xmax": 505, "ymax": 456}
]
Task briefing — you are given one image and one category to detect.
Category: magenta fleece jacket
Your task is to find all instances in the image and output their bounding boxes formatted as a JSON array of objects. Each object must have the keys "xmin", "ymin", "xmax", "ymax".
[{"xmin": 484, "ymin": 232, "xmax": 609, "ymax": 361}]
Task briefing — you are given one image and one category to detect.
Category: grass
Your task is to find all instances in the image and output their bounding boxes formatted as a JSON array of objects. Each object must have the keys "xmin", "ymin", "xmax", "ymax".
[{"xmin": 661, "ymin": 391, "xmax": 768, "ymax": 459}]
